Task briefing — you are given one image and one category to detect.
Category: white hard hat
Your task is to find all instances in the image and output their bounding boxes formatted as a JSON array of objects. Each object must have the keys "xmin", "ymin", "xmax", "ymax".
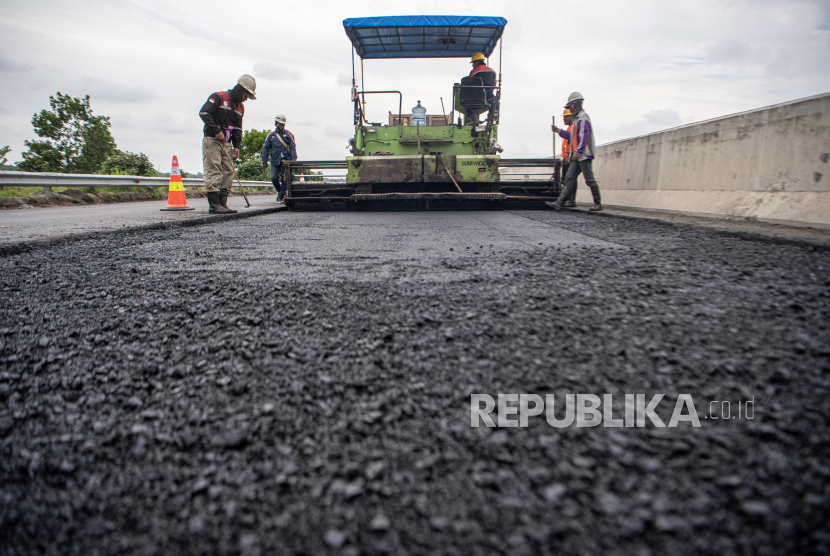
[
  {"xmin": 566, "ymin": 92, "xmax": 584, "ymax": 105},
  {"xmin": 275, "ymin": 114, "xmax": 286, "ymax": 125},
  {"xmin": 237, "ymin": 75, "xmax": 257, "ymax": 99}
]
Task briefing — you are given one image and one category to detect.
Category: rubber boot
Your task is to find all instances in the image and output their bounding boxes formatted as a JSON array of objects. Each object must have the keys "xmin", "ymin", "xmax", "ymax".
[
  {"xmin": 546, "ymin": 186, "xmax": 570, "ymax": 211},
  {"xmin": 563, "ymin": 190, "xmax": 577, "ymax": 208},
  {"xmin": 218, "ymin": 192, "xmax": 237, "ymax": 214},
  {"xmin": 207, "ymin": 192, "xmax": 219, "ymax": 214},
  {"xmin": 587, "ymin": 186, "xmax": 602, "ymax": 212},
  {"xmin": 208, "ymin": 192, "xmax": 234, "ymax": 215}
]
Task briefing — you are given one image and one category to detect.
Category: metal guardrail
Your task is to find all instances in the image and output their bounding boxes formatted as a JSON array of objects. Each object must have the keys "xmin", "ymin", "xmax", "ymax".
[
  {"xmin": 0, "ymin": 158, "xmax": 559, "ymax": 194},
  {"xmin": 0, "ymin": 171, "xmax": 272, "ymax": 194},
  {"xmin": 288, "ymin": 159, "xmax": 558, "ymax": 168},
  {"xmin": 498, "ymin": 158, "xmax": 558, "ymax": 167},
  {"xmin": 287, "ymin": 161, "xmax": 349, "ymax": 169}
]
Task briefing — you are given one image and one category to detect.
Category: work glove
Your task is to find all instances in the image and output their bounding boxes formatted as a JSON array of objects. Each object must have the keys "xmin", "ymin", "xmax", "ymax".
[{"xmin": 552, "ymin": 125, "xmax": 560, "ymax": 133}]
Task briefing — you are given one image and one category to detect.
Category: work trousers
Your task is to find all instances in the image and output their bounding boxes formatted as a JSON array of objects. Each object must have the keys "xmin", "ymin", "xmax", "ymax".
[
  {"xmin": 561, "ymin": 163, "xmax": 575, "ymax": 204},
  {"xmin": 271, "ymin": 163, "xmax": 288, "ymax": 198},
  {"xmin": 464, "ymin": 97, "xmax": 498, "ymax": 126},
  {"xmin": 559, "ymin": 159, "xmax": 601, "ymax": 206},
  {"xmin": 202, "ymin": 137, "xmax": 234, "ymax": 193}
]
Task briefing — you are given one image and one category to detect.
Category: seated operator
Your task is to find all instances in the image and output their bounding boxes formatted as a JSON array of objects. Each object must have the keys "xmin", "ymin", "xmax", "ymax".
[{"xmin": 461, "ymin": 52, "xmax": 497, "ymax": 128}]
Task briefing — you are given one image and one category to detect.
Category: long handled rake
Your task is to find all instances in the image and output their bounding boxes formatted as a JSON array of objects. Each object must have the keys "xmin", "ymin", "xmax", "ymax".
[{"xmin": 219, "ymin": 142, "xmax": 250, "ymax": 208}]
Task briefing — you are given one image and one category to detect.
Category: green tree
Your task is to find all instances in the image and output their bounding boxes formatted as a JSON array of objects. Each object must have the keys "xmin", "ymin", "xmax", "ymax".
[
  {"xmin": 236, "ymin": 159, "xmax": 269, "ymax": 181},
  {"xmin": 18, "ymin": 93, "xmax": 116, "ymax": 174},
  {"xmin": 235, "ymin": 129, "xmax": 269, "ymax": 167},
  {"xmin": 100, "ymin": 150, "xmax": 158, "ymax": 176},
  {"xmin": 0, "ymin": 146, "xmax": 9, "ymax": 166},
  {"xmin": 235, "ymin": 127, "xmax": 320, "ymax": 182}
]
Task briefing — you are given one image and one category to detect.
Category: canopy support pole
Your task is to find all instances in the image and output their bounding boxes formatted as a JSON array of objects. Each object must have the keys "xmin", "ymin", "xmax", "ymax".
[
  {"xmin": 361, "ymin": 58, "xmax": 366, "ymax": 119},
  {"xmin": 497, "ymin": 38, "xmax": 503, "ymax": 124},
  {"xmin": 352, "ymin": 47, "xmax": 359, "ymax": 125}
]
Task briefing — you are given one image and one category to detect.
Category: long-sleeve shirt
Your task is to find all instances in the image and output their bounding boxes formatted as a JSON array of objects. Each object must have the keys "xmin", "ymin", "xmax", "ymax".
[
  {"xmin": 261, "ymin": 128, "xmax": 297, "ymax": 166},
  {"xmin": 558, "ymin": 125, "xmax": 573, "ymax": 159},
  {"xmin": 573, "ymin": 111, "xmax": 596, "ymax": 160},
  {"xmin": 199, "ymin": 90, "xmax": 244, "ymax": 149},
  {"xmin": 469, "ymin": 63, "xmax": 497, "ymax": 102}
]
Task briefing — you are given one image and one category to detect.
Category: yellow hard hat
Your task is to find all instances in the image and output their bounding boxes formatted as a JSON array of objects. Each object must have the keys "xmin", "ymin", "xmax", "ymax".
[
  {"xmin": 563, "ymin": 109, "xmax": 572, "ymax": 116},
  {"xmin": 471, "ymin": 52, "xmax": 485, "ymax": 62}
]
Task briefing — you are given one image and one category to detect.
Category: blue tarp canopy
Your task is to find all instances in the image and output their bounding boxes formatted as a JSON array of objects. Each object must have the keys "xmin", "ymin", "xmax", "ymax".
[{"xmin": 343, "ymin": 16, "xmax": 507, "ymax": 59}]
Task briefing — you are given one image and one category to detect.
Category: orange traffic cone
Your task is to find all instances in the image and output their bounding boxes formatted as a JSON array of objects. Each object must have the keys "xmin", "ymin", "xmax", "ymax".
[{"xmin": 160, "ymin": 156, "xmax": 194, "ymax": 211}]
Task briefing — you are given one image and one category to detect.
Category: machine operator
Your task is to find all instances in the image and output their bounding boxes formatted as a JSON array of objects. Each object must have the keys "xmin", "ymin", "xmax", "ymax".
[{"xmin": 461, "ymin": 53, "xmax": 498, "ymax": 131}]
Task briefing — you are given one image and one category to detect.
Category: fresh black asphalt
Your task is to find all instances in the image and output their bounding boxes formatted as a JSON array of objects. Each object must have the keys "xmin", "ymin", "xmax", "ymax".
[{"xmin": 1, "ymin": 210, "xmax": 828, "ymax": 555}]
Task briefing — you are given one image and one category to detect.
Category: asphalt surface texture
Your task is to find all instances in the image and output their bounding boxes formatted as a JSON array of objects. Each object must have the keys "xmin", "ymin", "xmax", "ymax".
[
  {"xmin": 0, "ymin": 196, "xmax": 282, "ymax": 245},
  {"xmin": 1, "ymin": 209, "xmax": 828, "ymax": 555}
]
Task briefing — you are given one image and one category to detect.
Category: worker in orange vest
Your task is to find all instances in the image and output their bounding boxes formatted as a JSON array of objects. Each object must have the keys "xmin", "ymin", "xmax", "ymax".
[
  {"xmin": 552, "ymin": 109, "xmax": 576, "ymax": 208},
  {"xmin": 548, "ymin": 92, "xmax": 602, "ymax": 212}
]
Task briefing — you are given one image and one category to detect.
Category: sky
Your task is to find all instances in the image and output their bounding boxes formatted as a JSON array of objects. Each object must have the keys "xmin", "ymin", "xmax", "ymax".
[{"xmin": 1, "ymin": 0, "xmax": 828, "ymax": 174}]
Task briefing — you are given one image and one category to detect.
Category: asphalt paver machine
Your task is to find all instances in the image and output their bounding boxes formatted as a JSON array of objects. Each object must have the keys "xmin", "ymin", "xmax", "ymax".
[{"xmin": 286, "ymin": 15, "xmax": 562, "ymax": 210}]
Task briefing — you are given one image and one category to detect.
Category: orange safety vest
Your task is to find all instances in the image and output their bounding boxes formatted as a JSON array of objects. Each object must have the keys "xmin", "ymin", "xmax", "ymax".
[{"xmin": 561, "ymin": 124, "xmax": 574, "ymax": 159}]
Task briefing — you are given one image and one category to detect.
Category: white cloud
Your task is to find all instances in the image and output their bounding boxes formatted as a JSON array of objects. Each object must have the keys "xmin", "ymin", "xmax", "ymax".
[
  {"xmin": 324, "ymin": 125, "xmax": 353, "ymax": 139},
  {"xmin": 0, "ymin": 54, "xmax": 29, "ymax": 73},
  {"xmin": 0, "ymin": 0, "xmax": 828, "ymax": 170},
  {"xmin": 705, "ymin": 39, "xmax": 759, "ymax": 65},
  {"xmin": 81, "ymin": 76, "xmax": 159, "ymax": 104},
  {"xmin": 612, "ymin": 110, "xmax": 696, "ymax": 140},
  {"xmin": 643, "ymin": 109, "xmax": 682, "ymax": 127},
  {"xmin": 253, "ymin": 61, "xmax": 302, "ymax": 82}
]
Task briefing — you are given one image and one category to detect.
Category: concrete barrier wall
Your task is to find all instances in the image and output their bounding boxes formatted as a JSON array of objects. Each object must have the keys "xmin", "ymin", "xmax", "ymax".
[{"xmin": 579, "ymin": 93, "xmax": 830, "ymax": 228}]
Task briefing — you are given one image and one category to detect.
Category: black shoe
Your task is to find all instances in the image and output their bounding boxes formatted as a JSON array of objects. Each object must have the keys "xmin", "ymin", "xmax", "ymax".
[
  {"xmin": 588, "ymin": 203, "xmax": 603, "ymax": 212},
  {"xmin": 218, "ymin": 192, "xmax": 237, "ymax": 214},
  {"xmin": 563, "ymin": 200, "xmax": 577, "ymax": 208},
  {"xmin": 545, "ymin": 201, "xmax": 563, "ymax": 212}
]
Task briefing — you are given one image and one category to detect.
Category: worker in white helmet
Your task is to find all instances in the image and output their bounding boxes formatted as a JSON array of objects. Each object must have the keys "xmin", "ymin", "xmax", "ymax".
[
  {"xmin": 261, "ymin": 115, "xmax": 297, "ymax": 204},
  {"xmin": 199, "ymin": 75, "xmax": 256, "ymax": 214},
  {"xmin": 548, "ymin": 92, "xmax": 602, "ymax": 212}
]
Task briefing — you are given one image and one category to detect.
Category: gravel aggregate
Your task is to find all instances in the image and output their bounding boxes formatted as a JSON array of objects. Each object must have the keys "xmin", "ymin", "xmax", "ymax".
[{"xmin": 1, "ymin": 209, "xmax": 829, "ymax": 555}]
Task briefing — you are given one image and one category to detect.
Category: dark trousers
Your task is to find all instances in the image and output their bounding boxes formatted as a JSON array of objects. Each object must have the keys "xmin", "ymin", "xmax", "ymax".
[
  {"xmin": 463, "ymin": 97, "xmax": 497, "ymax": 126},
  {"xmin": 271, "ymin": 163, "xmax": 287, "ymax": 198},
  {"xmin": 561, "ymin": 163, "xmax": 575, "ymax": 204},
  {"xmin": 559, "ymin": 159, "xmax": 601, "ymax": 205}
]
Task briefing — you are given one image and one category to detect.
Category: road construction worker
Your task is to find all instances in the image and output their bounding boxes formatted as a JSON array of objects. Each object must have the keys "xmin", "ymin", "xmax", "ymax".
[
  {"xmin": 462, "ymin": 53, "xmax": 498, "ymax": 130},
  {"xmin": 199, "ymin": 75, "xmax": 256, "ymax": 214},
  {"xmin": 547, "ymin": 92, "xmax": 602, "ymax": 212},
  {"xmin": 261, "ymin": 115, "xmax": 297, "ymax": 204},
  {"xmin": 552, "ymin": 109, "xmax": 576, "ymax": 208}
]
